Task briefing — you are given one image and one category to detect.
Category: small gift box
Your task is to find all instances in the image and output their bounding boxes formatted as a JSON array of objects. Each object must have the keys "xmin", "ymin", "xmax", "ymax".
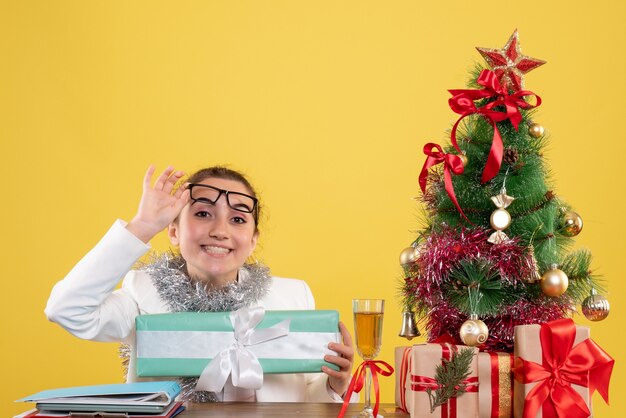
[
  {"xmin": 136, "ymin": 307, "xmax": 340, "ymax": 392},
  {"xmin": 395, "ymin": 346, "xmax": 413, "ymax": 412},
  {"xmin": 478, "ymin": 352, "xmax": 514, "ymax": 418},
  {"xmin": 407, "ymin": 343, "xmax": 479, "ymax": 418},
  {"xmin": 513, "ymin": 319, "xmax": 614, "ymax": 418}
]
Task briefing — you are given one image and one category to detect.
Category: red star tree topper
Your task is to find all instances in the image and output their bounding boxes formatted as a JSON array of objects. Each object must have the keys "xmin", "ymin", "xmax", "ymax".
[{"xmin": 476, "ymin": 29, "xmax": 546, "ymax": 92}]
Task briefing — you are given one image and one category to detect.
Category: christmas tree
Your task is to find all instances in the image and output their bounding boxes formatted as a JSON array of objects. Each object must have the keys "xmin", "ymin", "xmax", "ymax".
[{"xmin": 400, "ymin": 30, "xmax": 610, "ymax": 352}]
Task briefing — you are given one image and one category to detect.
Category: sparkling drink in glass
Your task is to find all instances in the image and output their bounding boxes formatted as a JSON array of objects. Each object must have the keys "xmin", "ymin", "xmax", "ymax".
[{"xmin": 352, "ymin": 299, "xmax": 385, "ymax": 418}]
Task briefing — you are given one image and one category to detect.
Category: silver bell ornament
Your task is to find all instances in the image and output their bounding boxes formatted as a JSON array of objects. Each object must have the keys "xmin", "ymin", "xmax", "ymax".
[{"xmin": 398, "ymin": 311, "xmax": 421, "ymax": 340}]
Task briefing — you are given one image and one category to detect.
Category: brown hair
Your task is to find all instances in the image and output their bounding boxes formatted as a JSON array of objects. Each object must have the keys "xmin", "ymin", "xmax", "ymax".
[{"xmin": 186, "ymin": 166, "xmax": 261, "ymax": 229}]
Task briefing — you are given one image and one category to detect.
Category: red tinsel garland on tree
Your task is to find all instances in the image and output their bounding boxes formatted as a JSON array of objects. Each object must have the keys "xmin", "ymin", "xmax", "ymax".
[{"xmin": 405, "ymin": 226, "xmax": 569, "ymax": 351}]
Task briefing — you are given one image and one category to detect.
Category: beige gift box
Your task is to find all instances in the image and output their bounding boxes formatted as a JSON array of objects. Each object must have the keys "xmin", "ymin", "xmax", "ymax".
[
  {"xmin": 513, "ymin": 323, "xmax": 590, "ymax": 418},
  {"xmin": 406, "ymin": 343, "xmax": 479, "ymax": 418},
  {"xmin": 478, "ymin": 351, "xmax": 514, "ymax": 418}
]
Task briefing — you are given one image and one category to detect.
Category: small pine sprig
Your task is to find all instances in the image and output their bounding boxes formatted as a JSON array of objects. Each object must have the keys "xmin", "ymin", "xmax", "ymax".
[
  {"xmin": 445, "ymin": 259, "xmax": 513, "ymax": 316},
  {"xmin": 427, "ymin": 348, "xmax": 476, "ymax": 413}
]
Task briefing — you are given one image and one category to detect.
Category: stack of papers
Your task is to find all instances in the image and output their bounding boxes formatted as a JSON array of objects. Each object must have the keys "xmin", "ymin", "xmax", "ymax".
[{"xmin": 15, "ymin": 381, "xmax": 184, "ymax": 418}]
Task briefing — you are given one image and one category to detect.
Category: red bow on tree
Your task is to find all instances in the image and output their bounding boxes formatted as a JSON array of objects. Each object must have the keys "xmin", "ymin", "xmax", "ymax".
[
  {"xmin": 513, "ymin": 319, "xmax": 614, "ymax": 418},
  {"xmin": 419, "ymin": 143, "xmax": 468, "ymax": 222},
  {"xmin": 448, "ymin": 69, "xmax": 541, "ymax": 183}
]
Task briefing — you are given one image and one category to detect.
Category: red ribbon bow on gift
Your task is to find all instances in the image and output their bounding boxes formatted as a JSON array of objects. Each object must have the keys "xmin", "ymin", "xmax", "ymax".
[
  {"xmin": 448, "ymin": 69, "xmax": 541, "ymax": 184},
  {"xmin": 337, "ymin": 360, "xmax": 394, "ymax": 418},
  {"xmin": 410, "ymin": 375, "xmax": 479, "ymax": 392},
  {"xmin": 513, "ymin": 318, "xmax": 614, "ymax": 418},
  {"xmin": 411, "ymin": 375, "xmax": 479, "ymax": 418},
  {"xmin": 419, "ymin": 143, "xmax": 468, "ymax": 222}
]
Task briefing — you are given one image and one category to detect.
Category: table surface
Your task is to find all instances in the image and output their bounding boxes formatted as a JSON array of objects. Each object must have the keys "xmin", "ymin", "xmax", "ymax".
[{"xmin": 181, "ymin": 402, "xmax": 409, "ymax": 417}]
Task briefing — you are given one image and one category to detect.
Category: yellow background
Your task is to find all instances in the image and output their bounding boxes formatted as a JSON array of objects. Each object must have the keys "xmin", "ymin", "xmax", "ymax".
[{"xmin": 2, "ymin": 1, "xmax": 624, "ymax": 416}]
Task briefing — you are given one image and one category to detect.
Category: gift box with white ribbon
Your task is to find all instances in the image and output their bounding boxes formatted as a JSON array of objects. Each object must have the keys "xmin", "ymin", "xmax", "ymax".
[{"xmin": 136, "ymin": 307, "xmax": 340, "ymax": 392}]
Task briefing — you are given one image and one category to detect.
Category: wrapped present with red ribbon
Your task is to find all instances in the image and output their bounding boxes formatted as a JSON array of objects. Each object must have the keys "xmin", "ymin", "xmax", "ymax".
[
  {"xmin": 395, "ymin": 346, "xmax": 414, "ymax": 413},
  {"xmin": 407, "ymin": 343, "xmax": 480, "ymax": 418},
  {"xmin": 512, "ymin": 319, "xmax": 614, "ymax": 418},
  {"xmin": 478, "ymin": 352, "xmax": 514, "ymax": 418}
]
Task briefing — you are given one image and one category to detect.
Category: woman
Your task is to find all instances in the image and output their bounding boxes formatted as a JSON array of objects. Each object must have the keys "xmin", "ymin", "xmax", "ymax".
[{"xmin": 46, "ymin": 165, "xmax": 355, "ymax": 402}]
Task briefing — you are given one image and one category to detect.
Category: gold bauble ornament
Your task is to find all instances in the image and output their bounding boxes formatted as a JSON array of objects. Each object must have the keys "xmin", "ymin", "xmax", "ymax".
[
  {"xmin": 559, "ymin": 210, "xmax": 583, "ymax": 237},
  {"xmin": 582, "ymin": 289, "xmax": 610, "ymax": 321},
  {"xmin": 459, "ymin": 314, "xmax": 489, "ymax": 347},
  {"xmin": 540, "ymin": 266, "xmax": 569, "ymax": 297},
  {"xmin": 459, "ymin": 153, "xmax": 469, "ymax": 168},
  {"xmin": 528, "ymin": 123, "xmax": 545, "ymax": 138},
  {"xmin": 399, "ymin": 246, "xmax": 420, "ymax": 267},
  {"xmin": 490, "ymin": 208, "xmax": 512, "ymax": 230}
]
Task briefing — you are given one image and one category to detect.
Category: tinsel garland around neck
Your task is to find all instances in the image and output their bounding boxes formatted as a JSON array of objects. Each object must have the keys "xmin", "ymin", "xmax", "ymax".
[
  {"xmin": 146, "ymin": 252, "xmax": 271, "ymax": 313},
  {"xmin": 120, "ymin": 252, "xmax": 272, "ymax": 403}
]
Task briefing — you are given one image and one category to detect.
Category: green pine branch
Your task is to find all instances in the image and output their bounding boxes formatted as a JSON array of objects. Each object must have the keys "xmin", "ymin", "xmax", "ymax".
[
  {"xmin": 445, "ymin": 259, "xmax": 514, "ymax": 317},
  {"xmin": 560, "ymin": 249, "xmax": 605, "ymax": 303},
  {"xmin": 427, "ymin": 348, "xmax": 476, "ymax": 413}
]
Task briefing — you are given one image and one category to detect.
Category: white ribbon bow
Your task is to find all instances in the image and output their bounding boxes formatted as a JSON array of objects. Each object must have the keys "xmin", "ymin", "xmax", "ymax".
[{"xmin": 195, "ymin": 306, "xmax": 291, "ymax": 392}]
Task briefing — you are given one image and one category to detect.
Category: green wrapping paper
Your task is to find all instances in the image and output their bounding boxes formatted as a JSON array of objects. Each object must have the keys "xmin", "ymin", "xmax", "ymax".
[{"xmin": 136, "ymin": 309, "xmax": 341, "ymax": 377}]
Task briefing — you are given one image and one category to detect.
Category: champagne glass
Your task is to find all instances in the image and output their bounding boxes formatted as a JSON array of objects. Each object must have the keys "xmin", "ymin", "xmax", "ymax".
[{"xmin": 352, "ymin": 299, "xmax": 384, "ymax": 418}]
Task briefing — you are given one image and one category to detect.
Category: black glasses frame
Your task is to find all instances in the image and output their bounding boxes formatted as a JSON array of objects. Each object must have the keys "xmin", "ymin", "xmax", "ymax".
[{"xmin": 187, "ymin": 183, "xmax": 258, "ymax": 219}]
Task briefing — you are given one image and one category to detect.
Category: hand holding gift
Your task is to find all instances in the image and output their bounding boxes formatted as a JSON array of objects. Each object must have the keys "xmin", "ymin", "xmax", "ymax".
[{"xmin": 323, "ymin": 321, "xmax": 356, "ymax": 397}]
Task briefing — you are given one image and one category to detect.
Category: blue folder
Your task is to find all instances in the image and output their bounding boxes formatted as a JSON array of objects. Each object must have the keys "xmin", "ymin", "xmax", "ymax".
[{"xmin": 16, "ymin": 381, "xmax": 181, "ymax": 414}]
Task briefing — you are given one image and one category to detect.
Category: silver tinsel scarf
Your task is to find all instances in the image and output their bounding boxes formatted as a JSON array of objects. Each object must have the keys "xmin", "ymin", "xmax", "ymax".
[{"xmin": 119, "ymin": 252, "xmax": 272, "ymax": 402}]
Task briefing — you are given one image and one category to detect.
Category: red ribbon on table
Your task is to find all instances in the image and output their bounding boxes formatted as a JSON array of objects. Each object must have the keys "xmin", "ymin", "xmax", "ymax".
[
  {"xmin": 448, "ymin": 69, "xmax": 541, "ymax": 184},
  {"xmin": 419, "ymin": 143, "xmax": 468, "ymax": 222},
  {"xmin": 409, "ymin": 344, "xmax": 478, "ymax": 418},
  {"xmin": 513, "ymin": 318, "xmax": 614, "ymax": 418},
  {"xmin": 337, "ymin": 360, "xmax": 394, "ymax": 418}
]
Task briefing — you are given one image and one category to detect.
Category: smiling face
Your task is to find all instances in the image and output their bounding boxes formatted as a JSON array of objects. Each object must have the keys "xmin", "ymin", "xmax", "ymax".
[{"xmin": 168, "ymin": 177, "xmax": 258, "ymax": 287}]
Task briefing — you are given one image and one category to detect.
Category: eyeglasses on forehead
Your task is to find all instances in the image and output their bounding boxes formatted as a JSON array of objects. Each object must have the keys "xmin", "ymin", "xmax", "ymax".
[{"xmin": 187, "ymin": 183, "xmax": 258, "ymax": 215}]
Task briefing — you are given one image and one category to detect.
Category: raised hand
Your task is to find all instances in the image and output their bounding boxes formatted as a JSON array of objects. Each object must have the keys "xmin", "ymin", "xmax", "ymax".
[
  {"xmin": 323, "ymin": 321, "xmax": 355, "ymax": 398},
  {"xmin": 126, "ymin": 165, "xmax": 190, "ymax": 243}
]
